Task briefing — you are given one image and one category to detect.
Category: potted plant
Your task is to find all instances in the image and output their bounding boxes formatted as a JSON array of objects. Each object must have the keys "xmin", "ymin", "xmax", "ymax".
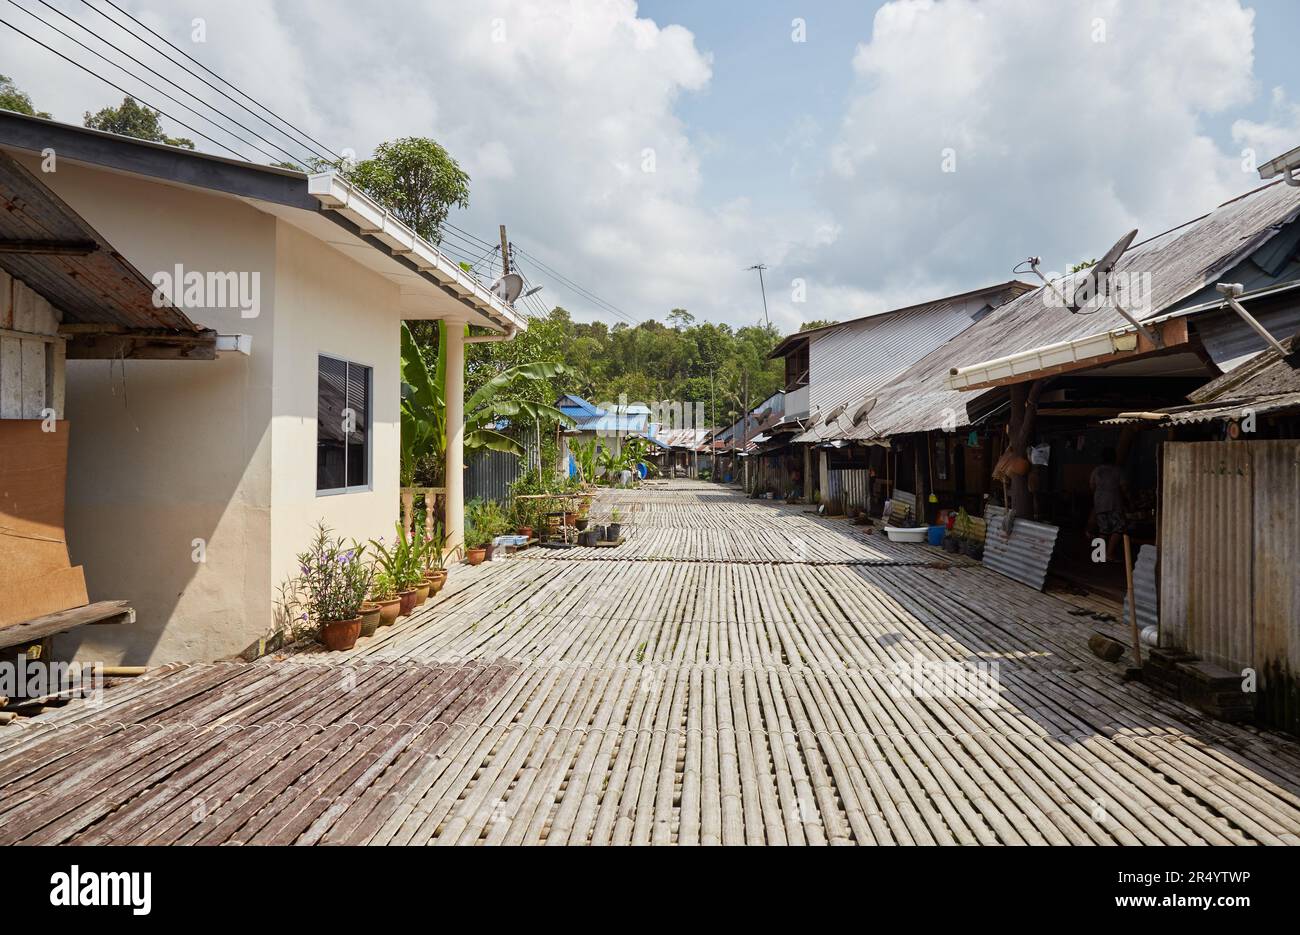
[
  {"xmin": 297, "ymin": 522, "xmax": 371, "ymax": 652},
  {"xmin": 369, "ymin": 570, "xmax": 402, "ymax": 626},
  {"xmin": 421, "ymin": 522, "xmax": 448, "ymax": 595},
  {"xmin": 465, "ymin": 525, "xmax": 490, "ymax": 565},
  {"xmin": 372, "ymin": 523, "xmax": 423, "ymax": 616},
  {"xmin": 607, "ymin": 508, "xmax": 623, "ymax": 542}
]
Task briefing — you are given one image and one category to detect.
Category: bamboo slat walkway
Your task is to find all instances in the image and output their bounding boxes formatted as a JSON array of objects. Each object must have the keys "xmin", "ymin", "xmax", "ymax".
[{"xmin": 2, "ymin": 481, "xmax": 1298, "ymax": 845}]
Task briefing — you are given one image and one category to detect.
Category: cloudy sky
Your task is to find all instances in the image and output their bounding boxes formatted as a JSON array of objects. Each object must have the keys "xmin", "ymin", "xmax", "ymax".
[{"xmin": 3, "ymin": 0, "xmax": 1299, "ymax": 332}]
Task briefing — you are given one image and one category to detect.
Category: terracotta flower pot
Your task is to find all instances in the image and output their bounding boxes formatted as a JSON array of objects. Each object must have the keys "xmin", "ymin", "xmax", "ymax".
[
  {"xmin": 320, "ymin": 616, "xmax": 362, "ymax": 652},
  {"xmin": 466, "ymin": 547, "xmax": 486, "ymax": 566},
  {"xmin": 426, "ymin": 569, "xmax": 447, "ymax": 595},
  {"xmin": 517, "ymin": 526, "xmax": 533, "ymax": 539},
  {"xmin": 358, "ymin": 602, "xmax": 383, "ymax": 638},
  {"xmin": 397, "ymin": 588, "xmax": 418, "ymax": 616},
  {"xmin": 374, "ymin": 597, "xmax": 401, "ymax": 626},
  {"xmin": 414, "ymin": 580, "xmax": 431, "ymax": 606}
]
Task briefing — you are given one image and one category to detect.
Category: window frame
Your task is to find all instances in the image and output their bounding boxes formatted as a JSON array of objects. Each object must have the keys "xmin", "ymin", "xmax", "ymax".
[{"xmin": 315, "ymin": 352, "xmax": 373, "ymax": 497}]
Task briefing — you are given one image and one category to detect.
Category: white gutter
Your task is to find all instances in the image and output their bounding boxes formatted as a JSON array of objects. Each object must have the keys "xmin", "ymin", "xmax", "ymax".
[
  {"xmin": 947, "ymin": 277, "xmax": 1300, "ymax": 390},
  {"xmin": 306, "ymin": 172, "xmax": 526, "ymax": 335},
  {"xmin": 947, "ymin": 328, "xmax": 1140, "ymax": 389}
]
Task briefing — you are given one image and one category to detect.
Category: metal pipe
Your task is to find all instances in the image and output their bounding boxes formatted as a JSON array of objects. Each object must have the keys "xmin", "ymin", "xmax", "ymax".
[{"xmin": 1216, "ymin": 282, "xmax": 1290, "ymax": 357}]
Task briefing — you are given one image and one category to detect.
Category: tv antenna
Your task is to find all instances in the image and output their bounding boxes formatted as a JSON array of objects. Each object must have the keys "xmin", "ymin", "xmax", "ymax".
[
  {"xmin": 746, "ymin": 263, "xmax": 771, "ymax": 328},
  {"xmin": 1014, "ymin": 228, "xmax": 1160, "ymax": 347}
]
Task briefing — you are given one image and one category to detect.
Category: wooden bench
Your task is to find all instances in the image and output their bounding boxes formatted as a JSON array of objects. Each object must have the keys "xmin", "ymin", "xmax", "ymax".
[{"xmin": 0, "ymin": 601, "xmax": 134, "ymax": 652}]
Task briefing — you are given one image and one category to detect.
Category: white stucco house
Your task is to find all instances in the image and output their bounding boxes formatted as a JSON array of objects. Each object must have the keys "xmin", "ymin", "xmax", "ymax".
[{"xmin": 0, "ymin": 111, "xmax": 524, "ymax": 665}]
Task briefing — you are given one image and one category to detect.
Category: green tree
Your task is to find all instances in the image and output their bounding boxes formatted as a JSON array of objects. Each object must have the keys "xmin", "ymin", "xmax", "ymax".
[
  {"xmin": 349, "ymin": 137, "xmax": 469, "ymax": 244},
  {"xmin": 0, "ymin": 75, "xmax": 49, "ymax": 118},
  {"xmin": 83, "ymin": 97, "xmax": 195, "ymax": 148},
  {"xmin": 799, "ymin": 319, "xmax": 839, "ymax": 331}
]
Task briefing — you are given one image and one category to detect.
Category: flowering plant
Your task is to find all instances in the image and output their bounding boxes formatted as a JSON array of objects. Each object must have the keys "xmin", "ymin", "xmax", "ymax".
[{"xmin": 296, "ymin": 522, "xmax": 372, "ymax": 624}]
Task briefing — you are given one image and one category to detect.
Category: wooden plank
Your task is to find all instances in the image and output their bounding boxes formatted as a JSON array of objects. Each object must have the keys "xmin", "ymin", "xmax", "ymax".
[
  {"xmin": 0, "ymin": 336, "xmax": 20, "ymax": 418},
  {"xmin": 19, "ymin": 338, "xmax": 44, "ymax": 419},
  {"xmin": 0, "ymin": 601, "xmax": 133, "ymax": 649}
]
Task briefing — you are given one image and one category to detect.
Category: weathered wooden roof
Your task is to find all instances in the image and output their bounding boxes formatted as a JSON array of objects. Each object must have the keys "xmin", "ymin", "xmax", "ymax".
[{"xmin": 837, "ymin": 180, "xmax": 1300, "ymax": 440}]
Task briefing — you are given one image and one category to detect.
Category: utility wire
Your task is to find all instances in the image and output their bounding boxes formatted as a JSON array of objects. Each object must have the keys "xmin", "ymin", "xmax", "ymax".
[
  {"xmin": 85, "ymin": 0, "xmax": 340, "ymax": 166},
  {"xmin": 512, "ymin": 243, "xmax": 638, "ymax": 324},
  {"xmin": 0, "ymin": 15, "xmax": 245, "ymax": 158},
  {"xmin": 12, "ymin": 0, "xmax": 294, "ymax": 164}
]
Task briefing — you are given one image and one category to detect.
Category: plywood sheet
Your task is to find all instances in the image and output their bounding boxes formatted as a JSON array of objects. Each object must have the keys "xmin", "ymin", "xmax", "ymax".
[
  {"xmin": 0, "ymin": 419, "xmax": 72, "ymax": 574},
  {"xmin": 1, "ymin": 565, "xmax": 88, "ymax": 629}
]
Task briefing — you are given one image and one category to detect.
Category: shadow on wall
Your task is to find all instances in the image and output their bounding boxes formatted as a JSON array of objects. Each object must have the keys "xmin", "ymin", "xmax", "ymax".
[{"xmin": 54, "ymin": 352, "xmax": 270, "ymax": 666}]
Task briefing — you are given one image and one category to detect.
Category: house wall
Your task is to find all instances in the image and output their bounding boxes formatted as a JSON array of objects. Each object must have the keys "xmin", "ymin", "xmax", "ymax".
[
  {"xmin": 268, "ymin": 219, "xmax": 403, "ymax": 601},
  {"xmin": 36, "ymin": 159, "xmax": 405, "ymax": 665},
  {"xmin": 38, "ymin": 157, "xmax": 278, "ymax": 665}
]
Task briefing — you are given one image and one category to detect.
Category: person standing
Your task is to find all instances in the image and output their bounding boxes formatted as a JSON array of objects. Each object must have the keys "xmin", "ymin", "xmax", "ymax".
[{"xmin": 1090, "ymin": 446, "xmax": 1129, "ymax": 562}]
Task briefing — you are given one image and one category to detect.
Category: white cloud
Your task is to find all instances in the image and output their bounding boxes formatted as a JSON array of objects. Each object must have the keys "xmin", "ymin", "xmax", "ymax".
[
  {"xmin": 1, "ymin": 0, "xmax": 1296, "ymax": 331},
  {"xmin": 779, "ymin": 0, "xmax": 1285, "ymax": 324}
]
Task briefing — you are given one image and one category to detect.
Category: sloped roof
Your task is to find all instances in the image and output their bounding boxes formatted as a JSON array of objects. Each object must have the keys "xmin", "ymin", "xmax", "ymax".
[
  {"xmin": 768, "ymin": 280, "xmax": 1032, "ymax": 359},
  {"xmin": 838, "ymin": 179, "xmax": 1300, "ymax": 441}
]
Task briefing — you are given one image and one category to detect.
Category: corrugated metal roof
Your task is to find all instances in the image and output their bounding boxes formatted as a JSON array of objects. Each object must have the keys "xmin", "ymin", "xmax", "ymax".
[
  {"xmin": 834, "ymin": 180, "xmax": 1300, "ymax": 440},
  {"xmin": 793, "ymin": 286, "xmax": 1023, "ymax": 442},
  {"xmin": 0, "ymin": 150, "xmax": 206, "ymax": 335},
  {"xmin": 653, "ymin": 427, "xmax": 713, "ymax": 449}
]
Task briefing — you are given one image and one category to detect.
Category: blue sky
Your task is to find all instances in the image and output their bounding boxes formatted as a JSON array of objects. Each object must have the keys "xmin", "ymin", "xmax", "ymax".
[
  {"xmin": 4, "ymin": 1, "xmax": 1299, "ymax": 330},
  {"xmin": 643, "ymin": 0, "xmax": 1300, "ymax": 215}
]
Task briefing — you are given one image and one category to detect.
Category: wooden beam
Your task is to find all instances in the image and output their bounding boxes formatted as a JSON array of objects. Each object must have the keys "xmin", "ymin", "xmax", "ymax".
[
  {"xmin": 0, "ymin": 600, "xmax": 134, "ymax": 650},
  {"xmin": 64, "ymin": 330, "xmax": 218, "ymax": 360},
  {"xmin": 0, "ymin": 239, "xmax": 99, "ymax": 256}
]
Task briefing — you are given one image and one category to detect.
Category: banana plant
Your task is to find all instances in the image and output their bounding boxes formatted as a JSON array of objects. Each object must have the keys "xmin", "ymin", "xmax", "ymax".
[{"xmin": 401, "ymin": 322, "xmax": 576, "ymax": 484}]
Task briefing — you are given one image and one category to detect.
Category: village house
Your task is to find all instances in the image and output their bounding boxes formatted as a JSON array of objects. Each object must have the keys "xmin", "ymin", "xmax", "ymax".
[
  {"xmin": 0, "ymin": 111, "xmax": 524, "ymax": 666},
  {"xmin": 763, "ymin": 281, "xmax": 1031, "ymax": 507}
]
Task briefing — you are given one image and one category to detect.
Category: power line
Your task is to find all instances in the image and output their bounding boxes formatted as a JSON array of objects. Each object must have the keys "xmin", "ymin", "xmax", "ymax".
[
  {"xmin": 511, "ymin": 243, "xmax": 638, "ymax": 325},
  {"xmin": 85, "ymin": 0, "xmax": 339, "ymax": 165},
  {"xmin": 11, "ymin": 0, "xmax": 296, "ymax": 164},
  {"xmin": 0, "ymin": 14, "xmax": 246, "ymax": 158}
]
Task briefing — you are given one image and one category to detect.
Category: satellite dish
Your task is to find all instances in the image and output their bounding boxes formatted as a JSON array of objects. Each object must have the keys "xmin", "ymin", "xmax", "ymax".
[
  {"xmin": 489, "ymin": 272, "xmax": 524, "ymax": 304},
  {"xmin": 850, "ymin": 397, "xmax": 877, "ymax": 426},
  {"xmin": 823, "ymin": 402, "xmax": 847, "ymax": 424},
  {"xmin": 1071, "ymin": 229, "xmax": 1137, "ymax": 312}
]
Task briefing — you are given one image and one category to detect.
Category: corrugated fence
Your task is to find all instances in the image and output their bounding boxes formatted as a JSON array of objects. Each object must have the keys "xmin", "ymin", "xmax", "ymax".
[{"xmin": 1161, "ymin": 440, "xmax": 1300, "ymax": 734}]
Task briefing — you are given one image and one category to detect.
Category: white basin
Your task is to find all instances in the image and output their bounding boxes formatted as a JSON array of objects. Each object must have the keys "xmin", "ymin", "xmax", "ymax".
[{"xmin": 883, "ymin": 526, "xmax": 930, "ymax": 543}]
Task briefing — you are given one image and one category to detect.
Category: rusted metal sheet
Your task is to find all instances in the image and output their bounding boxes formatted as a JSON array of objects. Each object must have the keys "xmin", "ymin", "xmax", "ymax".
[
  {"xmin": 0, "ymin": 151, "xmax": 206, "ymax": 335},
  {"xmin": 1161, "ymin": 440, "xmax": 1300, "ymax": 734},
  {"xmin": 982, "ymin": 506, "xmax": 1059, "ymax": 591}
]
